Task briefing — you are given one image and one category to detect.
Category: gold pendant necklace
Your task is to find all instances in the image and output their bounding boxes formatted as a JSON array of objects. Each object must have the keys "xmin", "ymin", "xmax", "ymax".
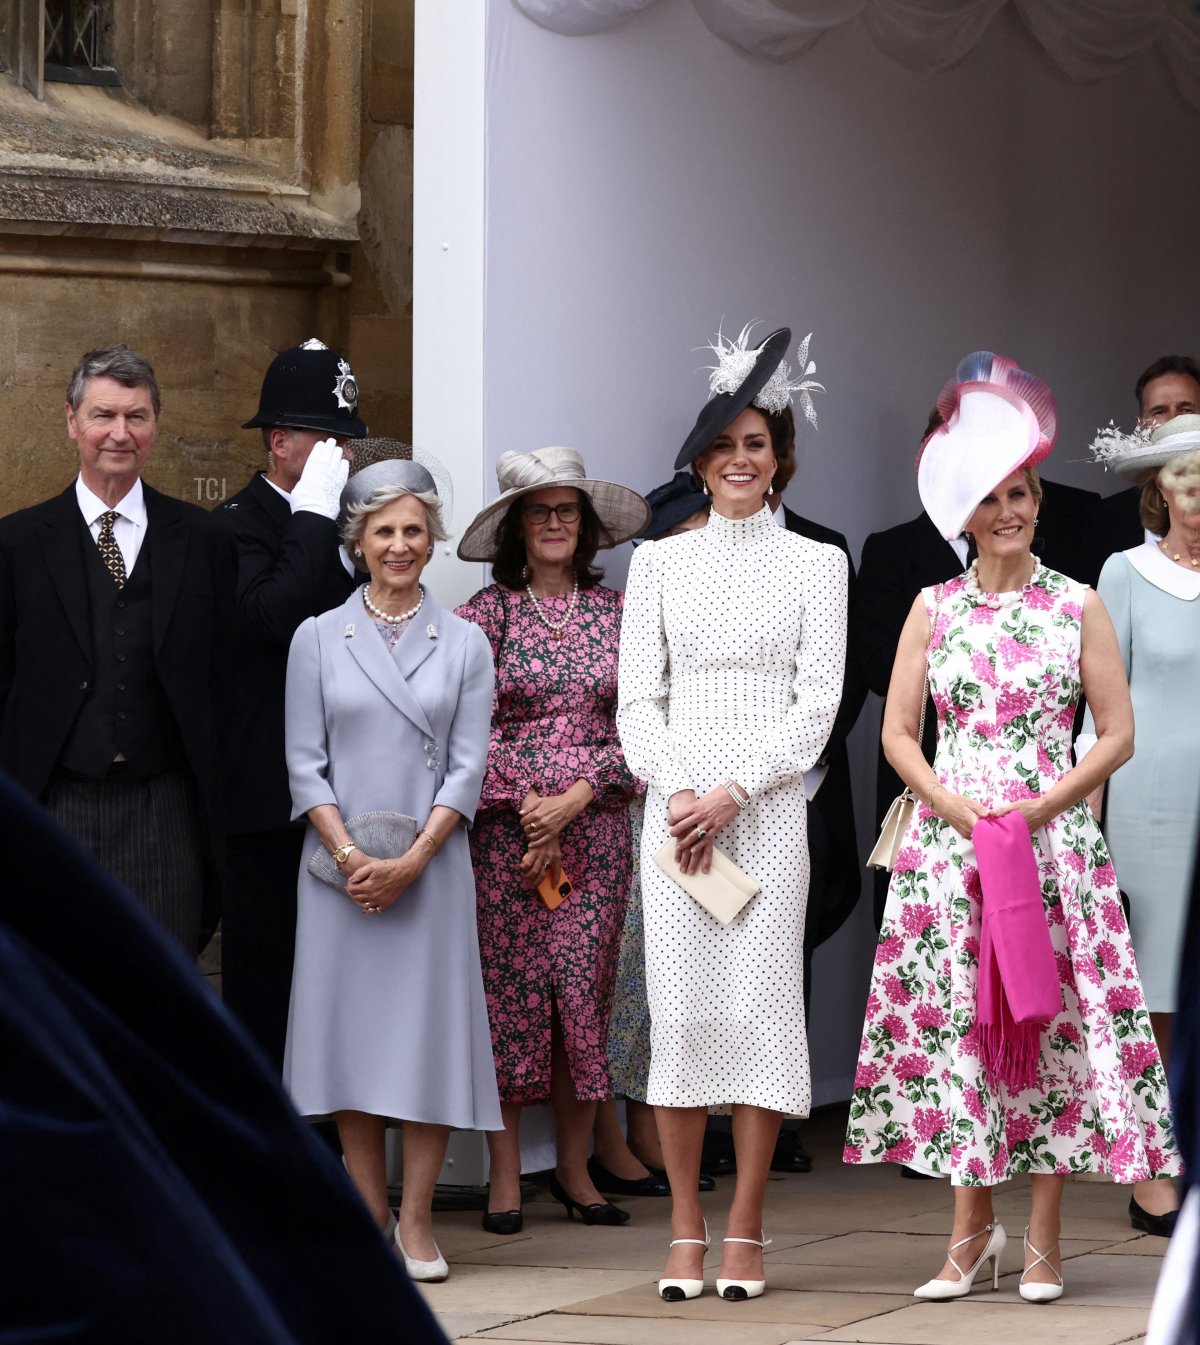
[{"xmin": 1159, "ymin": 539, "xmax": 1200, "ymax": 569}]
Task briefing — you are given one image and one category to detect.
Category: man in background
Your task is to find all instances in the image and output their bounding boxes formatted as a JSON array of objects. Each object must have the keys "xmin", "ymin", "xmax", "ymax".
[{"xmin": 215, "ymin": 339, "xmax": 366, "ymax": 1068}]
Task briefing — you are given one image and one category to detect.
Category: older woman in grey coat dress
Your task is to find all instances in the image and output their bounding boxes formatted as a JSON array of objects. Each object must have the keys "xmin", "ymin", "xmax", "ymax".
[{"xmin": 284, "ymin": 458, "xmax": 501, "ymax": 1283}]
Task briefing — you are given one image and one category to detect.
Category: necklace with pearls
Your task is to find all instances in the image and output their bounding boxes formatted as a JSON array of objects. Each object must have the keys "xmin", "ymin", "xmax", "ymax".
[
  {"xmin": 963, "ymin": 557, "xmax": 1044, "ymax": 610},
  {"xmin": 362, "ymin": 583, "xmax": 424, "ymax": 625},
  {"xmin": 1159, "ymin": 538, "xmax": 1200, "ymax": 569},
  {"xmin": 525, "ymin": 572, "xmax": 578, "ymax": 642}
]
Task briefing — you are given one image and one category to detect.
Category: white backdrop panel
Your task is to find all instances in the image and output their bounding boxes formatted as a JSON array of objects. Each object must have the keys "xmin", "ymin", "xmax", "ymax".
[{"xmin": 479, "ymin": 0, "xmax": 1199, "ymax": 1105}]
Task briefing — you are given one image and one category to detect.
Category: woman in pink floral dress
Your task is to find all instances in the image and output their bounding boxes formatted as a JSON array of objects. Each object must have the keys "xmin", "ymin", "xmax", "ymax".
[
  {"xmin": 457, "ymin": 447, "xmax": 649, "ymax": 1233},
  {"xmin": 845, "ymin": 353, "xmax": 1179, "ymax": 1304}
]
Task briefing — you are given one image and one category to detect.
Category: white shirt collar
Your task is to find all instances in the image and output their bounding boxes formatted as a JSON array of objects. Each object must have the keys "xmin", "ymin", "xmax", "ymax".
[
  {"xmin": 262, "ymin": 473, "xmax": 291, "ymax": 503},
  {"xmin": 75, "ymin": 475, "xmax": 147, "ymax": 529},
  {"xmin": 1124, "ymin": 539, "xmax": 1200, "ymax": 601}
]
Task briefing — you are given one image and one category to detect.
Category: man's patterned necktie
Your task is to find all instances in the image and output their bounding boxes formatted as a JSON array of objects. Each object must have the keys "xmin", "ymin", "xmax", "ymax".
[{"xmin": 96, "ymin": 510, "xmax": 127, "ymax": 588}]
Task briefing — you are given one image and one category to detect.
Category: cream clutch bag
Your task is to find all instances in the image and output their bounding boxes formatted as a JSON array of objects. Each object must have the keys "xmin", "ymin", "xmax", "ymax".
[{"xmin": 653, "ymin": 840, "xmax": 761, "ymax": 925}]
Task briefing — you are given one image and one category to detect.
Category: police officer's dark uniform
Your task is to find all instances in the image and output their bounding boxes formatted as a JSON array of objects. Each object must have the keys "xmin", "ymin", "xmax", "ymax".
[{"xmin": 216, "ymin": 341, "xmax": 367, "ymax": 1069}]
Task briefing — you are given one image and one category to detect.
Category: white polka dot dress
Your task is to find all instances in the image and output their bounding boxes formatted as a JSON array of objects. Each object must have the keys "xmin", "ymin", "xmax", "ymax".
[{"xmin": 617, "ymin": 505, "xmax": 848, "ymax": 1113}]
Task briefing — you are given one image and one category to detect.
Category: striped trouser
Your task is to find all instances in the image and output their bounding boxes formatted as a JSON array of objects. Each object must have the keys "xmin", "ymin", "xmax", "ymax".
[{"xmin": 43, "ymin": 769, "xmax": 206, "ymax": 955}]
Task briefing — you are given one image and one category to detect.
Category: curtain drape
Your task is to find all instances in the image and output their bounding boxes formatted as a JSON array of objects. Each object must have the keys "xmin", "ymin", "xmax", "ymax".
[{"xmin": 512, "ymin": 0, "xmax": 1200, "ymax": 111}]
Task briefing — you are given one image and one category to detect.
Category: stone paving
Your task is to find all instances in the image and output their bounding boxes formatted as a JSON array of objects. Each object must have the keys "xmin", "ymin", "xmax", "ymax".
[{"xmin": 416, "ymin": 1106, "xmax": 1169, "ymax": 1345}]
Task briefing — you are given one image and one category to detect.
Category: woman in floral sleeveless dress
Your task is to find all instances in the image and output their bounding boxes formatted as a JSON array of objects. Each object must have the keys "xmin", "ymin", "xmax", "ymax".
[{"xmin": 846, "ymin": 352, "xmax": 1178, "ymax": 1305}]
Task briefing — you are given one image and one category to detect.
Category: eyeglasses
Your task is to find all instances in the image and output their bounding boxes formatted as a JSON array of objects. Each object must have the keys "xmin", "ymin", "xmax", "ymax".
[{"xmin": 523, "ymin": 502, "xmax": 581, "ymax": 524}]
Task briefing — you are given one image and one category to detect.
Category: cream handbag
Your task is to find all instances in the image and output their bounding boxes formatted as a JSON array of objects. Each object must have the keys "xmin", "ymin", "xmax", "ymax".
[
  {"xmin": 654, "ymin": 840, "xmax": 761, "ymax": 925},
  {"xmin": 867, "ymin": 585, "xmax": 942, "ymax": 872}
]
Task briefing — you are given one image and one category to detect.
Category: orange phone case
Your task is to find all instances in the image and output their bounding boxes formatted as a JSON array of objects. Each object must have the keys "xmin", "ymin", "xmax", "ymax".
[{"xmin": 537, "ymin": 869, "xmax": 573, "ymax": 910}]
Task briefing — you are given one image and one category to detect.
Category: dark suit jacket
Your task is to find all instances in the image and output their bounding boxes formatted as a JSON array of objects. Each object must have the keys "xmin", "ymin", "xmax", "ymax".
[
  {"xmin": 0, "ymin": 482, "xmax": 235, "ymax": 895},
  {"xmin": 1098, "ymin": 486, "xmax": 1145, "ymax": 561},
  {"xmin": 781, "ymin": 505, "xmax": 864, "ymax": 946},
  {"xmin": 0, "ymin": 767, "xmax": 447, "ymax": 1344},
  {"xmin": 215, "ymin": 473, "xmax": 356, "ymax": 834}
]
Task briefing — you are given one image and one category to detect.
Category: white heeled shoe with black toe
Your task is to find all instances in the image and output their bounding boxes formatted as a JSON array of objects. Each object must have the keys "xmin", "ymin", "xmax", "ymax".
[
  {"xmin": 913, "ymin": 1221, "xmax": 1006, "ymax": 1300},
  {"xmin": 716, "ymin": 1230, "xmax": 772, "ymax": 1301},
  {"xmin": 658, "ymin": 1219, "xmax": 709, "ymax": 1301}
]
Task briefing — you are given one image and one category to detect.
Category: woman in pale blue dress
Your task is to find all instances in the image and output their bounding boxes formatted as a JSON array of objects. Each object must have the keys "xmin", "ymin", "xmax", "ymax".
[{"xmin": 1085, "ymin": 413, "xmax": 1200, "ymax": 1233}]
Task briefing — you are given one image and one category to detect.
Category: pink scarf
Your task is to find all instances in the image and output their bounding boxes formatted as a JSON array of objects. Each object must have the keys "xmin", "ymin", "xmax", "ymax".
[{"xmin": 972, "ymin": 812, "xmax": 1060, "ymax": 1093}]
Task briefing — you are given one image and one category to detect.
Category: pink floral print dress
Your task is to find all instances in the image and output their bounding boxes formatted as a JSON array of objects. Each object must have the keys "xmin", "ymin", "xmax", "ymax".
[
  {"xmin": 844, "ymin": 568, "xmax": 1179, "ymax": 1185},
  {"xmin": 456, "ymin": 584, "xmax": 640, "ymax": 1105}
]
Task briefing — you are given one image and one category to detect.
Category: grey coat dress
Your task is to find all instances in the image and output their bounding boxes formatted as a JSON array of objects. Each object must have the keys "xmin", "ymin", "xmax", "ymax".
[{"xmin": 282, "ymin": 586, "xmax": 502, "ymax": 1130}]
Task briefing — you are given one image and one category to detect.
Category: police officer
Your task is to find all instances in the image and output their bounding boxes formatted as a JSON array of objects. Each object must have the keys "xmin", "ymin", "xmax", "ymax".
[{"xmin": 216, "ymin": 339, "xmax": 367, "ymax": 1069}]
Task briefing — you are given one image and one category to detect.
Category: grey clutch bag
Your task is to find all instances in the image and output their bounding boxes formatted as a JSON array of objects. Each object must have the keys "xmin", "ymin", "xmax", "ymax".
[{"xmin": 307, "ymin": 811, "xmax": 420, "ymax": 890}]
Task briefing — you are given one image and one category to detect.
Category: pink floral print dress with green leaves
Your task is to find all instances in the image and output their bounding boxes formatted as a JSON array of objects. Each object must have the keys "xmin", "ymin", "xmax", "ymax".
[{"xmin": 844, "ymin": 568, "xmax": 1178, "ymax": 1186}]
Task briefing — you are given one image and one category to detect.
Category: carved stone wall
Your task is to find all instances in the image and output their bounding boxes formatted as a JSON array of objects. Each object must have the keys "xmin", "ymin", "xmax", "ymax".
[{"xmin": 0, "ymin": 0, "xmax": 413, "ymax": 513}]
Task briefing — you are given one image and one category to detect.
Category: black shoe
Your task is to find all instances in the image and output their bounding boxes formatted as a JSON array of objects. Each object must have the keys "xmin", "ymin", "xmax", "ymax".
[
  {"xmin": 770, "ymin": 1131, "xmax": 813, "ymax": 1174},
  {"xmin": 899, "ymin": 1165, "xmax": 938, "ymax": 1180},
  {"xmin": 481, "ymin": 1208, "xmax": 523, "ymax": 1235},
  {"xmin": 587, "ymin": 1155, "xmax": 671, "ymax": 1197},
  {"xmin": 701, "ymin": 1130, "xmax": 736, "ymax": 1178},
  {"xmin": 548, "ymin": 1174, "xmax": 631, "ymax": 1225},
  {"xmin": 642, "ymin": 1164, "xmax": 716, "ymax": 1193},
  {"xmin": 1129, "ymin": 1194, "xmax": 1179, "ymax": 1237}
]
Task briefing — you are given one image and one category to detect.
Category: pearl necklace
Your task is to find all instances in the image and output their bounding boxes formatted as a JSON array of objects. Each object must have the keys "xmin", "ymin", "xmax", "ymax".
[
  {"xmin": 362, "ymin": 583, "xmax": 424, "ymax": 625},
  {"xmin": 525, "ymin": 572, "xmax": 578, "ymax": 642},
  {"xmin": 1159, "ymin": 538, "xmax": 1200, "ymax": 569},
  {"xmin": 963, "ymin": 557, "xmax": 1044, "ymax": 610}
]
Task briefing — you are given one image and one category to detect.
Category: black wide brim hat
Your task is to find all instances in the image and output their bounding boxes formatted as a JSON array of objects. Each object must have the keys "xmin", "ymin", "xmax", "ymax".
[
  {"xmin": 243, "ymin": 339, "xmax": 368, "ymax": 439},
  {"xmin": 674, "ymin": 326, "xmax": 791, "ymax": 470}
]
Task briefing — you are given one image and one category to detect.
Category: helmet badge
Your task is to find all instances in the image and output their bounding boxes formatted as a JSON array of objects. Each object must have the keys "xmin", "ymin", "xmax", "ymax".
[{"xmin": 333, "ymin": 357, "xmax": 359, "ymax": 412}]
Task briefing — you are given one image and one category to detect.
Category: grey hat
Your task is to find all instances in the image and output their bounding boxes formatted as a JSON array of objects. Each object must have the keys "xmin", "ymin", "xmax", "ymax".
[
  {"xmin": 456, "ymin": 446, "xmax": 650, "ymax": 562},
  {"xmin": 340, "ymin": 458, "xmax": 436, "ymax": 515}
]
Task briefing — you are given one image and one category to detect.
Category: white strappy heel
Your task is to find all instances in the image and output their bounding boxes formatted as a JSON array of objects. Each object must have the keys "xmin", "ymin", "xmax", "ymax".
[
  {"xmin": 717, "ymin": 1230, "xmax": 772, "ymax": 1301},
  {"xmin": 658, "ymin": 1219, "xmax": 709, "ymax": 1301},
  {"xmin": 913, "ymin": 1221, "xmax": 1007, "ymax": 1300},
  {"xmin": 1019, "ymin": 1226, "xmax": 1063, "ymax": 1303}
]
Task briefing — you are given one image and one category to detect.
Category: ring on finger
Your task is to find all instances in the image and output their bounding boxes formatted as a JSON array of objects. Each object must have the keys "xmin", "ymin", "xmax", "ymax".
[{"xmin": 695, "ymin": 826, "xmax": 707, "ymax": 840}]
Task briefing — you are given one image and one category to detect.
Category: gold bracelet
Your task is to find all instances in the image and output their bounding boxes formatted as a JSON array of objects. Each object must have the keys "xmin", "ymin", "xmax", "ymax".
[
  {"xmin": 928, "ymin": 782, "xmax": 943, "ymax": 809},
  {"xmin": 416, "ymin": 829, "xmax": 441, "ymax": 855}
]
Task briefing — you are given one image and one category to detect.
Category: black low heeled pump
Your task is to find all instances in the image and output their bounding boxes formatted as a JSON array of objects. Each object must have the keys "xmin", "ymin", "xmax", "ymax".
[
  {"xmin": 548, "ymin": 1174, "xmax": 631, "ymax": 1225},
  {"xmin": 481, "ymin": 1208, "xmax": 523, "ymax": 1235}
]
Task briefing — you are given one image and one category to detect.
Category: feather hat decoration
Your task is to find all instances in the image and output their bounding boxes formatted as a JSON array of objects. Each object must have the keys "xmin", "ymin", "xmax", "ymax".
[
  {"xmin": 675, "ymin": 322, "xmax": 825, "ymax": 469},
  {"xmin": 917, "ymin": 351, "xmax": 1057, "ymax": 540},
  {"xmin": 1088, "ymin": 414, "xmax": 1200, "ymax": 479}
]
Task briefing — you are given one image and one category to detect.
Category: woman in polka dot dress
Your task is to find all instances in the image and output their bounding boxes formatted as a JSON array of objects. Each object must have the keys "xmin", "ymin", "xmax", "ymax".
[{"xmin": 618, "ymin": 326, "xmax": 847, "ymax": 1302}]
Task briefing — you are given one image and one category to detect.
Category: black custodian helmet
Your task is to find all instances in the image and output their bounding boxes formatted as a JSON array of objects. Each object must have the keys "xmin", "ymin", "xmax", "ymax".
[{"xmin": 242, "ymin": 338, "xmax": 368, "ymax": 438}]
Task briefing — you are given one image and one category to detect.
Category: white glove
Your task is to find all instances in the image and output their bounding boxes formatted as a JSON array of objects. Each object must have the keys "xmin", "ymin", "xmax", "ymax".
[{"xmin": 290, "ymin": 439, "xmax": 349, "ymax": 519}]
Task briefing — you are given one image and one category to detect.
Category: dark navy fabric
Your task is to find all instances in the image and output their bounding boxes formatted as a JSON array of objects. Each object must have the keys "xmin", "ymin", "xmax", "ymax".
[{"xmin": 0, "ymin": 768, "xmax": 446, "ymax": 1344}]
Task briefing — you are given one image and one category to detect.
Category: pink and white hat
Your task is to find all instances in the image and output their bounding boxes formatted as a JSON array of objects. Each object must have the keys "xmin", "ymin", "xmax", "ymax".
[{"xmin": 917, "ymin": 352, "xmax": 1057, "ymax": 540}]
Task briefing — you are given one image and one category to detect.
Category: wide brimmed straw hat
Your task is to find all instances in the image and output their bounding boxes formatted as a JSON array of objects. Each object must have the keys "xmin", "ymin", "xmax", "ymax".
[
  {"xmin": 917, "ymin": 351, "xmax": 1057, "ymax": 540},
  {"xmin": 456, "ymin": 446, "xmax": 650, "ymax": 561},
  {"xmin": 1090, "ymin": 413, "xmax": 1200, "ymax": 480}
]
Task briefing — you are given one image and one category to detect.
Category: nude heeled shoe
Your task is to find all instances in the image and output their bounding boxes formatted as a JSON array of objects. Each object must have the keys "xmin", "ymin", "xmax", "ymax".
[
  {"xmin": 1019, "ymin": 1226, "xmax": 1063, "ymax": 1303},
  {"xmin": 913, "ymin": 1221, "xmax": 1006, "ymax": 1300},
  {"xmin": 716, "ymin": 1230, "xmax": 772, "ymax": 1301},
  {"xmin": 658, "ymin": 1219, "xmax": 709, "ymax": 1301}
]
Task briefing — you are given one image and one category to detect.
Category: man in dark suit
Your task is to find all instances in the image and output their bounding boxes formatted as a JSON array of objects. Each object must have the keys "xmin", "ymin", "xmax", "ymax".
[
  {"xmin": 1099, "ymin": 354, "xmax": 1200, "ymax": 554},
  {"xmin": 214, "ymin": 339, "xmax": 366, "ymax": 1069},
  {"xmin": 0, "ymin": 344, "xmax": 234, "ymax": 954}
]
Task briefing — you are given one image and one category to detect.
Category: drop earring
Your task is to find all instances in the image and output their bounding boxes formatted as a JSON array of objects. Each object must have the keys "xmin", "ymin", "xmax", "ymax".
[{"xmin": 700, "ymin": 477, "xmax": 710, "ymax": 497}]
